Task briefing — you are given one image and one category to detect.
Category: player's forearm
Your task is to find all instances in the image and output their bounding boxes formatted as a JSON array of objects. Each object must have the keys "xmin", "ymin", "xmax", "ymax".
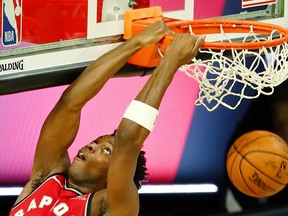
[
  {"xmin": 134, "ymin": 34, "xmax": 205, "ymax": 108},
  {"xmin": 134, "ymin": 35, "xmax": 204, "ymax": 108},
  {"xmin": 115, "ymin": 55, "xmax": 180, "ymax": 150},
  {"xmin": 63, "ymin": 37, "xmax": 142, "ymax": 108},
  {"xmin": 134, "ymin": 54, "xmax": 180, "ymax": 109}
]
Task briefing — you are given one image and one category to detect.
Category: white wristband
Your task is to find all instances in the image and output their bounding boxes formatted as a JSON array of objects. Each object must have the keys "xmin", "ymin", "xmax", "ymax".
[{"xmin": 123, "ymin": 100, "xmax": 159, "ymax": 131}]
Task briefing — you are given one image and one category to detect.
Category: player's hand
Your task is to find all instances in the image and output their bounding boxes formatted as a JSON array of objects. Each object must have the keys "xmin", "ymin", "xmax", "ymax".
[
  {"xmin": 165, "ymin": 33, "xmax": 205, "ymax": 67},
  {"xmin": 135, "ymin": 20, "xmax": 174, "ymax": 48}
]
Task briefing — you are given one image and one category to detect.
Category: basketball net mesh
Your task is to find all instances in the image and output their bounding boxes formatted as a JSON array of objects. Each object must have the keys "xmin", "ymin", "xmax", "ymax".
[{"xmin": 178, "ymin": 25, "xmax": 288, "ymax": 111}]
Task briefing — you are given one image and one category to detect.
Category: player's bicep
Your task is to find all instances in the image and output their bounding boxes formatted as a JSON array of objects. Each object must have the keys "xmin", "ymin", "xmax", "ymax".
[
  {"xmin": 31, "ymin": 99, "xmax": 81, "ymax": 177},
  {"xmin": 107, "ymin": 146, "xmax": 140, "ymax": 216}
]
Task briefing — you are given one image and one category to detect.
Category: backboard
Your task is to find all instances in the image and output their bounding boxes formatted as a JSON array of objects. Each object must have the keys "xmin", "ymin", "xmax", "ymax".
[{"xmin": 0, "ymin": 0, "xmax": 287, "ymax": 94}]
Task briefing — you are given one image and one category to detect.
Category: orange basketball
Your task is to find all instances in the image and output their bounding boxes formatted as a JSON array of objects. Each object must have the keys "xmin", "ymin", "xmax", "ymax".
[{"xmin": 226, "ymin": 130, "xmax": 288, "ymax": 198}]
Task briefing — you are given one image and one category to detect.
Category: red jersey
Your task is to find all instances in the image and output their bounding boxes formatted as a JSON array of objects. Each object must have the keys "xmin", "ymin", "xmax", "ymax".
[{"xmin": 9, "ymin": 174, "xmax": 94, "ymax": 216}]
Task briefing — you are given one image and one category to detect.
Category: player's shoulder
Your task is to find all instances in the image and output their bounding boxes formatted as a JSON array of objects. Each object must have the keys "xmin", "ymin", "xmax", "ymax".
[
  {"xmin": 31, "ymin": 173, "xmax": 65, "ymax": 190},
  {"xmin": 13, "ymin": 173, "xmax": 66, "ymax": 207}
]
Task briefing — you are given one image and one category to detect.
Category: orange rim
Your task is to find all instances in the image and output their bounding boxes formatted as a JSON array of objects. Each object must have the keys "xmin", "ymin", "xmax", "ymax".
[{"xmin": 163, "ymin": 19, "xmax": 288, "ymax": 50}]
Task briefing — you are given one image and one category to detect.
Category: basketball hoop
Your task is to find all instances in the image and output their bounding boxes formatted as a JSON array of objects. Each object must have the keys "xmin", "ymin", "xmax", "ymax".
[{"xmin": 124, "ymin": 7, "xmax": 288, "ymax": 111}]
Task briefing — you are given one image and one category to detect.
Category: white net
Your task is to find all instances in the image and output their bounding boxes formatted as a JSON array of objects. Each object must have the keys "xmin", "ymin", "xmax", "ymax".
[{"xmin": 178, "ymin": 24, "xmax": 288, "ymax": 111}]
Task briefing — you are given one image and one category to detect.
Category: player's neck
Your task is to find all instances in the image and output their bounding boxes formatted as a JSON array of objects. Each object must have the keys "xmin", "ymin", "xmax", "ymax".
[{"xmin": 67, "ymin": 178, "xmax": 106, "ymax": 194}]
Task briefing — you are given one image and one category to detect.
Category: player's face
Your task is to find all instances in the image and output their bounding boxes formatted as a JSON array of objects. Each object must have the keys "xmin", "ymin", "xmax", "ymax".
[{"xmin": 69, "ymin": 135, "xmax": 114, "ymax": 186}]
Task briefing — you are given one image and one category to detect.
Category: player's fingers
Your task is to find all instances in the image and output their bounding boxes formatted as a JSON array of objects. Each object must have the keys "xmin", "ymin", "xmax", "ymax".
[
  {"xmin": 167, "ymin": 30, "xmax": 176, "ymax": 37},
  {"xmin": 195, "ymin": 35, "xmax": 206, "ymax": 48},
  {"xmin": 190, "ymin": 34, "xmax": 205, "ymax": 53}
]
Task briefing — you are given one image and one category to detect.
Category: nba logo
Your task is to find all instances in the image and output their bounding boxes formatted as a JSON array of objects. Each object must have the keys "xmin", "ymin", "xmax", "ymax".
[{"xmin": 2, "ymin": 0, "xmax": 22, "ymax": 46}]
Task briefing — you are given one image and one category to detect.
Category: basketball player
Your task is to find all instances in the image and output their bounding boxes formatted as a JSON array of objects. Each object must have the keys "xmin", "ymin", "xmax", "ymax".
[{"xmin": 9, "ymin": 21, "xmax": 205, "ymax": 216}]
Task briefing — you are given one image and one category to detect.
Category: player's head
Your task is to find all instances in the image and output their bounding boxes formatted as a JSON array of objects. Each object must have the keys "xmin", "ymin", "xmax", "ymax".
[
  {"xmin": 68, "ymin": 134, "xmax": 114, "ymax": 191},
  {"xmin": 68, "ymin": 130, "xmax": 148, "ymax": 191}
]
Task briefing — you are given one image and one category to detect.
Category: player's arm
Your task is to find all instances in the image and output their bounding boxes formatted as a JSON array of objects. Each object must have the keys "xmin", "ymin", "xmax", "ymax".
[
  {"xmin": 29, "ymin": 21, "xmax": 172, "ymax": 181},
  {"xmin": 107, "ymin": 34, "xmax": 205, "ymax": 216}
]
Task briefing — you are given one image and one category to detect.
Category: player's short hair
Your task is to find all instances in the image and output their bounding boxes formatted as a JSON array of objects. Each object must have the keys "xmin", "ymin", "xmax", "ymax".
[{"xmin": 134, "ymin": 149, "xmax": 148, "ymax": 189}]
